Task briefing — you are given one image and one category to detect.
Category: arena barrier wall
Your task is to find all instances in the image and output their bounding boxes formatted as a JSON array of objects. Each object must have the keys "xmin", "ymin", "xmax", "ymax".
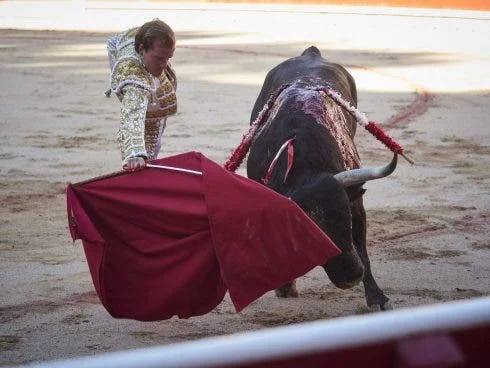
[{"xmin": 26, "ymin": 296, "xmax": 490, "ymax": 368}]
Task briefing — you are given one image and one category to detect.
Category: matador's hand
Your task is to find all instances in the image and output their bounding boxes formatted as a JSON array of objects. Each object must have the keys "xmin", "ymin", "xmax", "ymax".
[{"xmin": 122, "ymin": 156, "xmax": 147, "ymax": 172}]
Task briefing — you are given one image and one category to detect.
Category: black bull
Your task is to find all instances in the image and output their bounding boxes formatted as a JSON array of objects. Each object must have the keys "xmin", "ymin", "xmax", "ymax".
[{"xmin": 246, "ymin": 46, "xmax": 397, "ymax": 311}]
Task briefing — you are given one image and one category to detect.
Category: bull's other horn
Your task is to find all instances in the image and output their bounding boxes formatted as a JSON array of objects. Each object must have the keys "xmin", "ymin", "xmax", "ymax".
[{"xmin": 333, "ymin": 153, "xmax": 398, "ymax": 187}]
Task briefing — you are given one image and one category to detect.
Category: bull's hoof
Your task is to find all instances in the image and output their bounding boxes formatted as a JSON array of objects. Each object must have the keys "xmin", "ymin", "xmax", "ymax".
[
  {"xmin": 368, "ymin": 300, "xmax": 394, "ymax": 312},
  {"xmin": 368, "ymin": 304, "xmax": 381, "ymax": 312},
  {"xmin": 275, "ymin": 281, "xmax": 298, "ymax": 298},
  {"xmin": 381, "ymin": 300, "xmax": 394, "ymax": 310}
]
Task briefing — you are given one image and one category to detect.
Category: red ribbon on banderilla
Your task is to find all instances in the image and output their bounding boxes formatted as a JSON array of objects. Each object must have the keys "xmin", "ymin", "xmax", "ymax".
[
  {"xmin": 224, "ymin": 84, "xmax": 415, "ymax": 173},
  {"xmin": 262, "ymin": 137, "xmax": 295, "ymax": 185},
  {"xmin": 316, "ymin": 86, "xmax": 415, "ymax": 165}
]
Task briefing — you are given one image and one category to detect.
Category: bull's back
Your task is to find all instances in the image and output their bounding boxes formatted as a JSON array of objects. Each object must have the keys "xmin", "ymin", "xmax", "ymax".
[{"xmin": 250, "ymin": 47, "xmax": 357, "ymax": 122}]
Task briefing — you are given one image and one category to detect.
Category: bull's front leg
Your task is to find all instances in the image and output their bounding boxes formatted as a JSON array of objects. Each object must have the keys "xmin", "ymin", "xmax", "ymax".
[{"xmin": 351, "ymin": 200, "xmax": 393, "ymax": 311}]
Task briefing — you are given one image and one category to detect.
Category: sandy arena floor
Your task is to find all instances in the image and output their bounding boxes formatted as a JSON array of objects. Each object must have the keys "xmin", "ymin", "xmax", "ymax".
[{"xmin": 0, "ymin": 1, "xmax": 489, "ymax": 366}]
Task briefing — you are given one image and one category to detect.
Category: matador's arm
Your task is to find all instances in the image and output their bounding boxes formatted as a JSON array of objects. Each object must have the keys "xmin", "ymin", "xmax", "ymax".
[{"xmin": 117, "ymin": 86, "xmax": 150, "ymax": 165}]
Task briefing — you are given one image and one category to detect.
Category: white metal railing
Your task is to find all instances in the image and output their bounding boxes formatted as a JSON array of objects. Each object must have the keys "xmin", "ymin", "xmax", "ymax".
[{"xmin": 24, "ymin": 296, "xmax": 490, "ymax": 368}]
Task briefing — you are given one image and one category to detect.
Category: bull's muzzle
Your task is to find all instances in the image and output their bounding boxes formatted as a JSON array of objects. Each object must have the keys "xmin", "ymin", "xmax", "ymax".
[{"xmin": 323, "ymin": 250, "xmax": 364, "ymax": 289}]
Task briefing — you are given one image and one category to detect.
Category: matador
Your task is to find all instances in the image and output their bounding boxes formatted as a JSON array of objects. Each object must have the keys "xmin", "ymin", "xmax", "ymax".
[{"xmin": 105, "ymin": 27, "xmax": 177, "ymax": 167}]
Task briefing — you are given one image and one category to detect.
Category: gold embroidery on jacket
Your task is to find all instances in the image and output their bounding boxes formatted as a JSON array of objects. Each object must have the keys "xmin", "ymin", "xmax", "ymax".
[{"xmin": 108, "ymin": 27, "xmax": 177, "ymax": 162}]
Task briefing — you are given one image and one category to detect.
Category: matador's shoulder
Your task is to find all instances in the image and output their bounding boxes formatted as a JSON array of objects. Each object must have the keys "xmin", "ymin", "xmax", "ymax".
[
  {"xmin": 106, "ymin": 27, "xmax": 153, "ymax": 98},
  {"xmin": 110, "ymin": 58, "xmax": 152, "ymax": 99}
]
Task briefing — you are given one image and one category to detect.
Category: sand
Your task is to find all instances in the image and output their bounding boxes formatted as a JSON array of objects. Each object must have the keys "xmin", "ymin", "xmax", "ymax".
[{"xmin": 0, "ymin": 1, "xmax": 489, "ymax": 366}]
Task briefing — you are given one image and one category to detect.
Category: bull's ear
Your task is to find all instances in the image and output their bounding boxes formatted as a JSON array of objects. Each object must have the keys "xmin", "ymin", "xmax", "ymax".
[{"xmin": 345, "ymin": 184, "xmax": 366, "ymax": 202}]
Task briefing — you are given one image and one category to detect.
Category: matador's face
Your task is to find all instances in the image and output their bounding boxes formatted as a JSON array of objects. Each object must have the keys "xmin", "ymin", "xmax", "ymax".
[{"xmin": 139, "ymin": 39, "xmax": 174, "ymax": 77}]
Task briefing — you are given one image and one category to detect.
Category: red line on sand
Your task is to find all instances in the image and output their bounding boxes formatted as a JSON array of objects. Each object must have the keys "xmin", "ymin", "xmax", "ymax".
[{"xmin": 384, "ymin": 88, "xmax": 435, "ymax": 128}]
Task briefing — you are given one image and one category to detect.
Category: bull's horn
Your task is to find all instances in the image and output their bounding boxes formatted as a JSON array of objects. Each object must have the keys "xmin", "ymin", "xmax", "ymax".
[{"xmin": 334, "ymin": 153, "xmax": 398, "ymax": 187}]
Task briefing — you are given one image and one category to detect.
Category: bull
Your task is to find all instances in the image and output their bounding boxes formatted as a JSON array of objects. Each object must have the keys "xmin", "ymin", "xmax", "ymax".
[{"xmin": 246, "ymin": 46, "xmax": 397, "ymax": 311}]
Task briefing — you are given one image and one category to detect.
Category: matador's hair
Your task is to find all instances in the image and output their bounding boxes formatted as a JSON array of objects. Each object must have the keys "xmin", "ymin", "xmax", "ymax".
[{"xmin": 134, "ymin": 18, "xmax": 175, "ymax": 53}]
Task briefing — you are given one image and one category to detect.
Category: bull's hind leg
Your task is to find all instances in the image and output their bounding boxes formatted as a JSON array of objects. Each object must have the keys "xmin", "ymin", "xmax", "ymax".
[
  {"xmin": 275, "ymin": 280, "xmax": 299, "ymax": 298},
  {"xmin": 351, "ymin": 200, "xmax": 392, "ymax": 311}
]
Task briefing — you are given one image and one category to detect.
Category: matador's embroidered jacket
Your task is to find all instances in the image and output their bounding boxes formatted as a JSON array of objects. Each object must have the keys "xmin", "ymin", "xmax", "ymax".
[{"xmin": 106, "ymin": 28, "xmax": 177, "ymax": 165}]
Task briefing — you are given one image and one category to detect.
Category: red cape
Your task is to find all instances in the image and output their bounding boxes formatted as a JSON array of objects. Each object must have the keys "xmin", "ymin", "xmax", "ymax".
[{"xmin": 66, "ymin": 152, "xmax": 340, "ymax": 321}]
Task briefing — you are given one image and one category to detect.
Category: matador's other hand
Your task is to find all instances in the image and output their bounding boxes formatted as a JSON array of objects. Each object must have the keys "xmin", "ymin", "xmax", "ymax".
[{"xmin": 122, "ymin": 156, "xmax": 147, "ymax": 172}]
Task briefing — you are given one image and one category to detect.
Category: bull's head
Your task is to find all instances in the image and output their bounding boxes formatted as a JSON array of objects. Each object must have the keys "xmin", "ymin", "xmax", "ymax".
[{"xmin": 290, "ymin": 154, "xmax": 398, "ymax": 289}]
